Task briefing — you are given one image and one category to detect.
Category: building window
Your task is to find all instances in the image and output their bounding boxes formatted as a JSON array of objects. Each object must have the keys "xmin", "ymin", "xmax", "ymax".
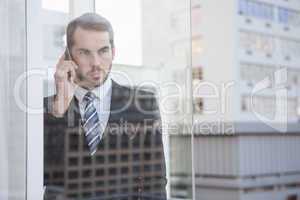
[
  {"xmin": 144, "ymin": 165, "xmax": 152, "ymax": 172},
  {"xmin": 155, "ymin": 152, "xmax": 162, "ymax": 159},
  {"xmin": 96, "ymin": 155, "xmax": 105, "ymax": 164},
  {"xmin": 133, "ymin": 153, "xmax": 140, "ymax": 161},
  {"xmin": 68, "ymin": 171, "xmax": 78, "ymax": 179},
  {"xmin": 95, "ymin": 190, "xmax": 105, "ymax": 196},
  {"xmin": 154, "ymin": 164, "xmax": 162, "ymax": 171},
  {"xmin": 83, "ymin": 156, "xmax": 92, "ymax": 165},
  {"xmin": 95, "ymin": 169, "xmax": 105, "ymax": 177},
  {"xmin": 121, "ymin": 178, "xmax": 128, "ymax": 184},
  {"xmin": 144, "ymin": 134, "xmax": 152, "ymax": 148},
  {"xmin": 109, "ymin": 168, "xmax": 117, "ymax": 175},
  {"xmin": 132, "ymin": 136, "xmax": 140, "ymax": 148},
  {"xmin": 109, "ymin": 179, "xmax": 117, "ymax": 186},
  {"xmin": 133, "ymin": 166, "xmax": 140, "ymax": 174},
  {"xmin": 121, "ymin": 188, "xmax": 129, "ymax": 193},
  {"xmin": 108, "ymin": 154, "xmax": 117, "ymax": 163},
  {"xmin": 53, "ymin": 171, "xmax": 64, "ymax": 179},
  {"xmin": 144, "ymin": 152, "xmax": 152, "ymax": 160},
  {"xmin": 68, "ymin": 183, "xmax": 78, "ymax": 190},
  {"xmin": 121, "ymin": 135, "xmax": 129, "ymax": 148},
  {"xmin": 121, "ymin": 167, "xmax": 129, "ymax": 174},
  {"xmin": 121, "ymin": 154, "xmax": 129, "ymax": 162},
  {"xmin": 68, "ymin": 157, "xmax": 78, "ymax": 166},
  {"xmin": 95, "ymin": 181, "xmax": 104, "ymax": 187},
  {"xmin": 69, "ymin": 135, "xmax": 79, "ymax": 151},
  {"xmin": 82, "ymin": 192, "xmax": 92, "ymax": 198},
  {"xmin": 82, "ymin": 169, "xmax": 92, "ymax": 178},
  {"xmin": 67, "ymin": 193, "xmax": 78, "ymax": 199},
  {"xmin": 109, "ymin": 135, "xmax": 117, "ymax": 149},
  {"xmin": 109, "ymin": 189, "xmax": 117, "ymax": 195},
  {"xmin": 82, "ymin": 182, "xmax": 92, "ymax": 189}
]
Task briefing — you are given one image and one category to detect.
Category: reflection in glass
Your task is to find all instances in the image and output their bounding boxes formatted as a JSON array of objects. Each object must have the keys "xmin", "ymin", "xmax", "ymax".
[{"xmin": 43, "ymin": 0, "xmax": 193, "ymax": 199}]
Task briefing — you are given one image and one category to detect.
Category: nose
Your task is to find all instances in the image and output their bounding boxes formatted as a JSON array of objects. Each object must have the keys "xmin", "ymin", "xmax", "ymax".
[{"xmin": 90, "ymin": 52, "xmax": 102, "ymax": 67}]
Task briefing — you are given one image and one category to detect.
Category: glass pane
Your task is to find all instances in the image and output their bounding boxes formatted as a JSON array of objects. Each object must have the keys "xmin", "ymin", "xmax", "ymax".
[
  {"xmin": 0, "ymin": 0, "xmax": 27, "ymax": 199},
  {"xmin": 42, "ymin": 0, "xmax": 69, "ymax": 13},
  {"xmin": 43, "ymin": 1, "xmax": 192, "ymax": 200},
  {"xmin": 42, "ymin": 1, "xmax": 71, "ymax": 199},
  {"xmin": 192, "ymin": 1, "xmax": 300, "ymax": 200}
]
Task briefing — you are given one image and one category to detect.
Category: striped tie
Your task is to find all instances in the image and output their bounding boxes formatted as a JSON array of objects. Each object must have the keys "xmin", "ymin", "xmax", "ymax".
[{"xmin": 82, "ymin": 92, "xmax": 102, "ymax": 156}]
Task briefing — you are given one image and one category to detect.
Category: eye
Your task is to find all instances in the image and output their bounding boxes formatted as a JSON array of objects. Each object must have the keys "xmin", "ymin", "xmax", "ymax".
[
  {"xmin": 99, "ymin": 47, "xmax": 110, "ymax": 54},
  {"xmin": 79, "ymin": 50, "xmax": 90, "ymax": 55}
]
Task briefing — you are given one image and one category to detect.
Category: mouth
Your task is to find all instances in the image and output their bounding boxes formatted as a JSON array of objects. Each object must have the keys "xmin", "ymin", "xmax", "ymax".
[{"xmin": 90, "ymin": 71, "xmax": 102, "ymax": 80}]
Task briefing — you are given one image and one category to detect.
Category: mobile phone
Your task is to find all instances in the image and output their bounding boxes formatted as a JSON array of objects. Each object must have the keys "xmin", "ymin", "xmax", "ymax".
[
  {"xmin": 64, "ymin": 47, "xmax": 71, "ymax": 61},
  {"xmin": 64, "ymin": 47, "xmax": 72, "ymax": 80},
  {"xmin": 64, "ymin": 46, "xmax": 83, "ymax": 82}
]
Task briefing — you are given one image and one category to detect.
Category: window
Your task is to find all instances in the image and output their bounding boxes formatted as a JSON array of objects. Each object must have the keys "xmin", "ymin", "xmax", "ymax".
[
  {"xmin": 133, "ymin": 153, "xmax": 140, "ymax": 161},
  {"xmin": 132, "ymin": 137, "xmax": 140, "ymax": 148},
  {"xmin": 68, "ymin": 171, "xmax": 79, "ymax": 179},
  {"xmin": 42, "ymin": 0, "xmax": 69, "ymax": 13},
  {"xmin": 68, "ymin": 183, "xmax": 78, "ymax": 190},
  {"xmin": 67, "ymin": 193, "xmax": 78, "ymax": 199},
  {"xmin": 82, "ymin": 170, "xmax": 92, "ymax": 178},
  {"xmin": 95, "ymin": 0, "xmax": 142, "ymax": 65},
  {"xmin": 82, "ymin": 182, "xmax": 92, "ymax": 189},
  {"xmin": 95, "ymin": 169, "xmax": 105, "ymax": 177},
  {"xmin": 109, "ymin": 168, "xmax": 117, "ymax": 175},
  {"xmin": 108, "ymin": 136, "xmax": 117, "ymax": 149},
  {"xmin": 144, "ymin": 152, "xmax": 152, "ymax": 160},
  {"xmin": 53, "ymin": 171, "xmax": 64, "ymax": 179},
  {"xmin": 144, "ymin": 165, "xmax": 152, "ymax": 172},
  {"xmin": 109, "ymin": 179, "xmax": 117, "ymax": 186},
  {"xmin": 82, "ymin": 192, "xmax": 92, "ymax": 198},
  {"xmin": 121, "ymin": 167, "xmax": 129, "ymax": 174},
  {"xmin": 133, "ymin": 166, "xmax": 140, "ymax": 174},
  {"xmin": 121, "ymin": 135, "xmax": 129, "ymax": 148},
  {"xmin": 155, "ymin": 152, "xmax": 162, "ymax": 159},
  {"xmin": 69, "ymin": 157, "xmax": 78, "ymax": 166},
  {"xmin": 95, "ymin": 181, "xmax": 105, "ymax": 187},
  {"xmin": 39, "ymin": 1, "xmax": 194, "ymax": 200},
  {"xmin": 121, "ymin": 178, "xmax": 128, "ymax": 184},
  {"xmin": 96, "ymin": 155, "xmax": 105, "ymax": 164},
  {"xmin": 121, "ymin": 154, "xmax": 129, "ymax": 162},
  {"xmin": 69, "ymin": 135, "xmax": 79, "ymax": 151},
  {"xmin": 83, "ymin": 156, "xmax": 92, "ymax": 165},
  {"xmin": 108, "ymin": 154, "xmax": 117, "ymax": 163}
]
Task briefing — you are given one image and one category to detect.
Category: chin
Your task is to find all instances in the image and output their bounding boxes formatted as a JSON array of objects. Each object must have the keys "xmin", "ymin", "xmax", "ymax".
[{"xmin": 91, "ymin": 78, "xmax": 105, "ymax": 88}]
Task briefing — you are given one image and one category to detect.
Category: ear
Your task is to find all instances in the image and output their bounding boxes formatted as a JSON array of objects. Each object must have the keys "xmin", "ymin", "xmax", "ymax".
[{"xmin": 112, "ymin": 47, "xmax": 116, "ymax": 60}]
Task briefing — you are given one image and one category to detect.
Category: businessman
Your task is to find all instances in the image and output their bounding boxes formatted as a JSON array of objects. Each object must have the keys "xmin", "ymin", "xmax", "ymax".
[{"xmin": 44, "ymin": 13, "xmax": 167, "ymax": 200}]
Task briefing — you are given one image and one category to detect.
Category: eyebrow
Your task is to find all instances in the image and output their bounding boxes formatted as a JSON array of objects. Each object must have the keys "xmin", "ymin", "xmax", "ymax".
[
  {"xmin": 77, "ymin": 46, "xmax": 110, "ymax": 52},
  {"xmin": 98, "ymin": 46, "xmax": 110, "ymax": 51}
]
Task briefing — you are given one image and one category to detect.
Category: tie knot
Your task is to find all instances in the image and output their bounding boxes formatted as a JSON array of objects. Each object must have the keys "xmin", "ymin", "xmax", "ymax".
[{"xmin": 83, "ymin": 92, "xmax": 96, "ymax": 103}]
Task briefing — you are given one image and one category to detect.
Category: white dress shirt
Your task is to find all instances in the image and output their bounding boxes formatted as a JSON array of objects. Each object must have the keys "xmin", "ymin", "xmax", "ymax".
[{"xmin": 74, "ymin": 76, "xmax": 112, "ymax": 136}]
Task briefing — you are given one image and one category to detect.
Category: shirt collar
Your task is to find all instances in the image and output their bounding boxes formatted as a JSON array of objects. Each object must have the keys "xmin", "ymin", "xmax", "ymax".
[{"xmin": 74, "ymin": 75, "xmax": 112, "ymax": 103}]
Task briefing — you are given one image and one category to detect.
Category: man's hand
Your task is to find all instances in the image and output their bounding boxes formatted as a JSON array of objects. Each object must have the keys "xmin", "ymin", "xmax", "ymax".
[{"xmin": 51, "ymin": 54, "xmax": 79, "ymax": 117}]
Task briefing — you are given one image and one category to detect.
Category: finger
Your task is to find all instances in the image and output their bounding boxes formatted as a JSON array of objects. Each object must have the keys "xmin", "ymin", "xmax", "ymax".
[
  {"xmin": 69, "ymin": 66, "xmax": 76, "ymax": 83},
  {"xmin": 57, "ymin": 54, "xmax": 66, "ymax": 68},
  {"xmin": 62, "ymin": 61, "xmax": 78, "ymax": 71},
  {"xmin": 57, "ymin": 62, "xmax": 74, "ymax": 73},
  {"xmin": 68, "ymin": 60, "xmax": 79, "ymax": 70},
  {"xmin": 55, "ymin": 63, "xmax": 72, "ymax": 81}
]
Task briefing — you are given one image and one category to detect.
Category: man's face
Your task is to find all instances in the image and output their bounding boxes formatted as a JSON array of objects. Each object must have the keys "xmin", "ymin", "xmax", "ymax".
[{"xmin": 71, "ymin": 27, "xmax": 115, "ymax": 90}]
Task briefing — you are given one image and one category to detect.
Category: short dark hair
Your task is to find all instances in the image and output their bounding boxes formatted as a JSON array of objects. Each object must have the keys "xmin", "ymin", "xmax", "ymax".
[{"xmin": 66, "ymin": 13, "xmax": 114, "ymax": 50}]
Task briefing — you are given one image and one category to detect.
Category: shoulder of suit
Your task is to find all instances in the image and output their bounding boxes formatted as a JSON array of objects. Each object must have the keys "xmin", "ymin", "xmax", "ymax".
[{"xmin": 111, "ymin": 80, "xmax": 157, "ymax": 100}]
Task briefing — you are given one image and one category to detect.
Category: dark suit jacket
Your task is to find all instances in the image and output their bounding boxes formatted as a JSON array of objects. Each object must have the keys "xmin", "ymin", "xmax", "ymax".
[{"xmin": 44, "ymin": 80, "xmax": 167, "ymax": 200}]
